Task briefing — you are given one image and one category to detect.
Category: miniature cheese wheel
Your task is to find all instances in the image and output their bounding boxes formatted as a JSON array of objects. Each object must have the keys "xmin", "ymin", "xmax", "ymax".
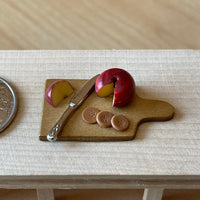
[
  {"xmin": 111, "ymin": 115, "xmax": 129, "ymax": 131},
  {"xmin": 82, "ymin": 107, "xmax": 100, "ymax": 124},
  {"xmin": 96, "ymin": 111, "xmax": 114, "ymax": 128}
]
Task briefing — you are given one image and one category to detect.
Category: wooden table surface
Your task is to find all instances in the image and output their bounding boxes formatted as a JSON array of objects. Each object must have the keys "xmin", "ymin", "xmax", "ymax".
[
  {"xmin": 1, "ymin": 0, "xmax": 200, "ymax": 50},
  {"xmin": 1, "ymin": 1, "xmax": 200, "ymax": 199},
  {"xmin": 0, "ymin": 50, "xmax": 200, "ymax": 191}
]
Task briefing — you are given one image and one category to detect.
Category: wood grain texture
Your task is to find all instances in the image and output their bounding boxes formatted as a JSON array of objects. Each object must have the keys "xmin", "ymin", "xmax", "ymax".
[
  {"xmin": 0, "ymin": 188, "xmax": 200, "ymax": 200},
  {"xmin": 40, "ymin": 79, "xmax": 174, "ymax": 141},
  {"xmin": 0, "ymin": 50, "xmax": 200, "ymax": 179},
  {"xmin": 143, "ymin": 188, "xmax": 164, "ymax": 200},
  {"xmin": 2, "ymin": 175, "xmax": 200, "ymax": 189},
  {"xmin": 1, "ymin": 0, "xmax": 200, "ymax": 49},
  {"xmin": 37, "ymin": 189, "xmax": 54, "ymax": 200}
]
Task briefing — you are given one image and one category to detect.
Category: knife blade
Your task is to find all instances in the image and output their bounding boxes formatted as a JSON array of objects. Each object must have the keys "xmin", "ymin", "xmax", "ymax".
[{"xmin": 46, "ymin": 74, "xmax": 99, "ymax": 142}]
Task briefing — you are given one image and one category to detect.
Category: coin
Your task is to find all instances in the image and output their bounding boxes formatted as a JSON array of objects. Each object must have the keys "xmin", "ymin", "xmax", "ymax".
[{"xmin": 0, "ymin": 77, "xmax": 18, "ymax": 133}]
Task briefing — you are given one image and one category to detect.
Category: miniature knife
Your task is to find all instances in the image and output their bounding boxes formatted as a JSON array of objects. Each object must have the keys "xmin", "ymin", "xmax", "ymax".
[{"xmin": 47, "ymin": 74, "xmax": 99, "ymax": 142}]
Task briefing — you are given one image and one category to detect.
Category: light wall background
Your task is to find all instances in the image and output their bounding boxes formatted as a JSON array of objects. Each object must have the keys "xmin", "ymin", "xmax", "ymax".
[{"xmin": 0, "ymin": 0, "xmax": 200, "ymax": 49}]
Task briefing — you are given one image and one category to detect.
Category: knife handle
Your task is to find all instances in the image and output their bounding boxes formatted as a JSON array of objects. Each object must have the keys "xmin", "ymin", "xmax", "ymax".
[{"xmin": 46, "ymin": 102, "xmax": 76, "ymax": 142}]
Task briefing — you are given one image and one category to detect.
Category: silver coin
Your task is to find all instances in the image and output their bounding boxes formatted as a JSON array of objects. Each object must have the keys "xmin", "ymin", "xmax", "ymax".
[{"xmin": 0, "ymin": 77, "xmax": 18, "ymax": 133}]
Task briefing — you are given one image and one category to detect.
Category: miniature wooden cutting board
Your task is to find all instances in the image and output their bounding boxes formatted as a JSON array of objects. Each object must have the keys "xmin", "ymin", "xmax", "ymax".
[{"xmin": 40, "ymin": 79, "xmax": 175, "ymax": 141}]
